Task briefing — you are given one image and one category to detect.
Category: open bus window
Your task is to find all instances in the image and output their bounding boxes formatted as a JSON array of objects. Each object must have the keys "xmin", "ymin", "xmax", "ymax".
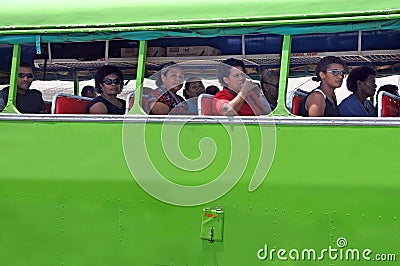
[
  {"xmin": 22, "ymin": 30, "xmax": 400, "ymax": 117},
  {"xmin": 142, "ymin": 60, "xmax": 272, "ymax": 116},
  {"xmin": 286, "ymin": 31, "xmax": 400, "ymax": 117}
]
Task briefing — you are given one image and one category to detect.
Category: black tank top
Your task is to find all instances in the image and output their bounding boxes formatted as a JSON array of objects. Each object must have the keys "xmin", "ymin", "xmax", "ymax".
[
  {"xmin": 86, "ymin": 96, "xmax": 126, "ymax": 115},
  {"xmin": 299, "ymin": 88, "xmax": 340, "ymax": 117}
]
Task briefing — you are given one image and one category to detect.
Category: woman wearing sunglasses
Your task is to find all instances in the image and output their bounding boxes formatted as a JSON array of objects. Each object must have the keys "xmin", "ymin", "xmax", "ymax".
[
  {"xmin": 87, "ymin": 65, "xmax": 126, "ymax": 114},
  {"xmin": 299, "ymin": 56, "xmax": 345, "ymax": 117},
  {"xmin": 149, "ymin": 62, "xmax": 185, "ymax": 115}
]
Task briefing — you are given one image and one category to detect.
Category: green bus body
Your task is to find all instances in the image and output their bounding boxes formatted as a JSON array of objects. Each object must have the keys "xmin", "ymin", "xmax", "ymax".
[{"xmin": 1, "ymin": 1, "xmax": 400, "ymax": 265}]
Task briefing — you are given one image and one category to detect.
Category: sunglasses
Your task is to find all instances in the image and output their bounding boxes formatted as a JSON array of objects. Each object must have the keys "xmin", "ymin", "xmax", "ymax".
[
  {"xmin": 326, "ymin": 69, "xmax": 346, "ymax": 77},
  {"xmin": 18, "ymin": 73, "xmax": 34, "ymax": 79},
  {"xmin": 101, "ymin": 78, "xmax": 121, "ymax": 85}
]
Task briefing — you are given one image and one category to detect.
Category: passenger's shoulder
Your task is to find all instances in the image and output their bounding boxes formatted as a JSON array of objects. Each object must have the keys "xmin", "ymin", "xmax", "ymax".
[
  {"xmin": 214, "ymin": 89, "xmax": 228, "ymax": 100},
  {"xmin": 89, "ymin": 96, "xmax": 104, "ymax": 104},
  {"xmin": 338, "ymin": 94, "xmax": 354, "ymax": 107},
  {"xmin": 0, "ymin": 86, "xmax": 9, "ymax": 94},
  {"xmin": 307, "ymin": 90, "xmax": 325, "ymax": 102}
]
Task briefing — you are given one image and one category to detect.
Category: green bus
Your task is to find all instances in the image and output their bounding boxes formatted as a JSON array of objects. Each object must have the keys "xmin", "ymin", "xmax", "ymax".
[{"xmin": 1, "ymin": 1, "xmax": 400, "ymax": 265}]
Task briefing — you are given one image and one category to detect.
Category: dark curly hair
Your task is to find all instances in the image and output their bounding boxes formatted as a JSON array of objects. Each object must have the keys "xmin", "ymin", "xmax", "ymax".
[
  {"xmin": 217, "ymin": 58, "xmax": 246, "ymax": 87},
  {"xmin": 346, "ymin": 66, "xmax": 377, "ymax": 92},
  {"xmin": 313, "ymin": 56, "xmax": 345, "ymax": 82},
  {"xmin": 155, "ymin": 61, "xmax": 183, "ymax": 87},
  {"xmin": 375, "ymin": 84, "xmax": 399, "ymax": 104},
  {"xmin": 183, "ymin": 77, "xmax": 204, "ymax": 99}
]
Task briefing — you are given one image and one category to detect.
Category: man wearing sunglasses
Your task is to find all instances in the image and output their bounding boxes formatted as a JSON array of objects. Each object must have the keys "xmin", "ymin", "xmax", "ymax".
[{"xmin": 0, "ymin": 62, "xmax": 46, "ymax": 113}]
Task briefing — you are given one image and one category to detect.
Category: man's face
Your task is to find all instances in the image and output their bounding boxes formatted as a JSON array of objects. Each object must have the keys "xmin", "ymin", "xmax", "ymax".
[
  {"xmin": 224, "ymin": 66, "xmax": 246, "ymax": 92},
  {"xmin": 17, "ymin": 66, "xmax": 34, "ymax": 90}
]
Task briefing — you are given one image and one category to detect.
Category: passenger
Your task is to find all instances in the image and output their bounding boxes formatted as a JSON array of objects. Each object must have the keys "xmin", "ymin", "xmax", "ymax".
[
  {"xmin": 150, "ymin": 62, "xmax": 185, "ymax": 115},
  {"xmin": 376, "ymin": 84, "xmax": 399, "ymax": 96},
  {"xmin": 183, "ymin": 77, "xmax": 205, "ymax": 100},
  {"xmin": 375, "ymin": 84, "xmax": 399, "ymax": 116},
  {"xmin": 0, "ymin": 61, "xmax": 46, "ymax": 113},
  {"xmin": 181, "ymin": 77, "xmax": 206, "ymax": 114},
  {"xmin": 205, "ymin": 85, "xmax": 220, "ymax": 95},
  {"xmin": 375, "ymin": 84, "xmax": 399, "ymax": 103},
  {"xmin": 86, "ymin": 65, "xmax": 126, "ymax": 114},
  {"xmin": 81, "ymin": 85, "xmax": 97, "ymax": 98},
  {"xmin": 339, "ymin": 66, "xmax": 377, "ymax": 117},
  {"xmin": 260, "ymin": 69, "xmax": 280, "ymax": 110},
  {"xmin": 299, "ymin": 56, "xmax": 345, "ymax": 117},
  {"xmin": 214, "ymin": 58, "xmax": 271, "ymax": 116}
]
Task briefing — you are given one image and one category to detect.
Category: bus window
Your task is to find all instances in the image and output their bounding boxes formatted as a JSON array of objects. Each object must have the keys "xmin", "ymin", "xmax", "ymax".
[{"xmin": 287, "ymin": 31, "xmax": 400, "ymax": 117}]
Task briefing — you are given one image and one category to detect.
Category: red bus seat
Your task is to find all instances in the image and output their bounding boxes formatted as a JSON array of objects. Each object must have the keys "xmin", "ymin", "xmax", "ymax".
[
  {"xmin": 377, "ymin": 91, "xmax": 400, "ymax": 117},
  {"xmin": 52, "ymin": 93, "xmax": 92, "ymax": 114},
  {"xmin": 288, "ymin": 89, "xmax": 308, "ymax": 115},
  {"xmin": 126, "ymin": 91, "xmax": 135, "ymax": 113},
  {"xmin": 198, "ymin": 94, "xmax": 219, "ymax": 115},
  {"xmin": 125, "ymin": 91, "xmax": 152, "ymax": 114}
]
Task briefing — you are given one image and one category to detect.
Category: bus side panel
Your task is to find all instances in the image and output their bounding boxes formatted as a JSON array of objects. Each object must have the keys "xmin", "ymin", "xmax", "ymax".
[{"xmin": 0, "ymin": 120, "xmax": 398, "ymax": 265}]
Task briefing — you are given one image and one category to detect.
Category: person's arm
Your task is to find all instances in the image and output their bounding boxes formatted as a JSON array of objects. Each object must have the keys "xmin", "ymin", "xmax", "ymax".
[
  {"xmin": 35, "ymin": 91, "xmax": 47, "ymax": 114},
  {"xmin": 219, "ymin": 80, "xmax": 257, "ymax": 116},
  {"xmin": 38, "ymin": 101, "xmax": 47, "ymax": 114},
  {"xmin": 219, "ymin": 91, "xmax": 247, "ymax": 115},
  {"xmin": 88, "ymin": 102, "xmax": 108, "ymax": 114},
  {"xmin": 306, "ymin": 92, "xmax": 326, "ymax": 117},
  {"xmin": 150, "ymin": 102, "xmax": 170, "ymax": 115}
]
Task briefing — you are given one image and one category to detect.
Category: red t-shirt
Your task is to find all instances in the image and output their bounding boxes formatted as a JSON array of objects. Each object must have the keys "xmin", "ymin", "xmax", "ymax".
[{"xmin": 214, "ymin": 88, "xmax": 269, "ymax": 116}]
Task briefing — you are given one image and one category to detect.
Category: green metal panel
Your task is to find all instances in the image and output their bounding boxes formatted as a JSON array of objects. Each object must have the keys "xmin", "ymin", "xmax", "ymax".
[
  {"xmin": 0, "ymin": 1, "xmax": 399, "ymax": 265},
  {"xmin": 0, "ymin": 0, "xmax": 400, "ymax": 33},
  {"xmin": 0, "ymin": 119, "xmax": 399, "ymax": 265}
]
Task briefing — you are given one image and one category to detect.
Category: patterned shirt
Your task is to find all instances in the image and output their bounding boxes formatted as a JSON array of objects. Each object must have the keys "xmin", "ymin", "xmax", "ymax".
[{"xmin": 150, "ymin": 86, "xmax": 184, "ymax": 113}]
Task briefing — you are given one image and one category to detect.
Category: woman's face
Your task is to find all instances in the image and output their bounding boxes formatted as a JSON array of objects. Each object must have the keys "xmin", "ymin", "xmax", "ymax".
[
  {"xmin": 100, "ymin": 73, "xmax": 122, "ymax": 96},
  {"xmin": 358, "ymin": 75, "xmax": 377, "ymax": 97},
  {"xmin": 161, "ymin": 66, "xmax": 184, "ymax": 93},
  {"xmin": 185, "ymin": 80, "xmax": 205, "ymax": 98},
  {"xmin": 320, "ymin": 63, "xmax": 345, "ymax": 89},
  {"xmin": 223, "ymin": 66, "xmax": 246, "ymax": 92}
]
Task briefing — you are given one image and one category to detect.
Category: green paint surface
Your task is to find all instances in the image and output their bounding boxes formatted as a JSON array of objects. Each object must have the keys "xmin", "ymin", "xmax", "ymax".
[{"xmin": 0, "ymin": 120, "xmax": 398, "ymax": 265}]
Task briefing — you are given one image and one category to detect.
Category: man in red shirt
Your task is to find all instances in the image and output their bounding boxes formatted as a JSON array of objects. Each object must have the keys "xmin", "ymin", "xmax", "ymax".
[{"xmin": 214, "ymin": 58, "xmax": 271, "ymax": 116}]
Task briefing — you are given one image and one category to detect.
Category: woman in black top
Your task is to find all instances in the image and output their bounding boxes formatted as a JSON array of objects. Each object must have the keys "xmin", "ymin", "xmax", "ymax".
[
  {"xmin": 299, "ymin": 56, "xmax": 345, "ymax": 117},
  {"xmin": 87, "ymin": 65, "xmax": 126, "ymax": 115}
]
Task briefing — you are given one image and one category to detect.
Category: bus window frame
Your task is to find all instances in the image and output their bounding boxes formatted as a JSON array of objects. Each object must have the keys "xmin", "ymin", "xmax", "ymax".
[{"xmin": 2, "ymin": 44, "xmax": 21, "ymax": 114}]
